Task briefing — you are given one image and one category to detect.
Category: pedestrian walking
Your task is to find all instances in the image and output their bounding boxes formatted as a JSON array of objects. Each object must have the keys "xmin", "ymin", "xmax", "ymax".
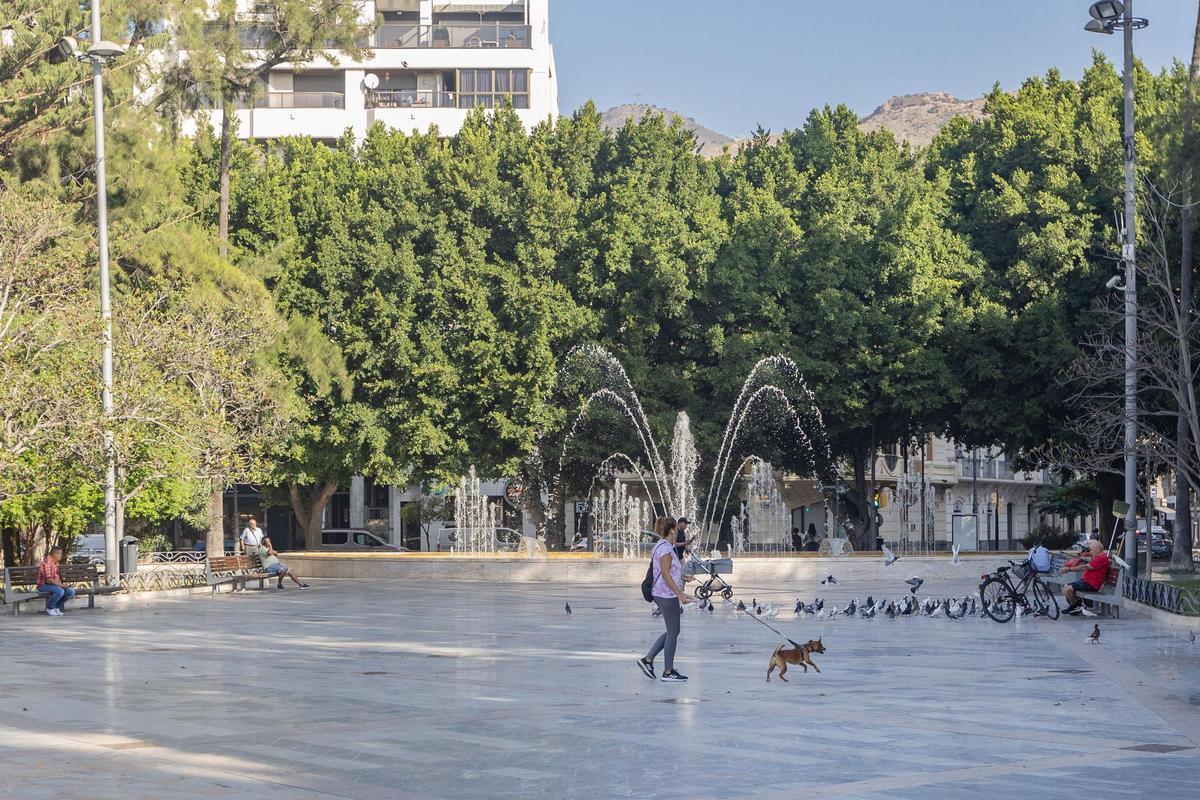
[{"xmin": 637, "ymin": 517, "xmax": 693, "ymax": 683}]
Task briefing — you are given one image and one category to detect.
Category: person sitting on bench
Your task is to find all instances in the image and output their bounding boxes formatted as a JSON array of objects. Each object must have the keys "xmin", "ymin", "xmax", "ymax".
[
  {"xmin": 36, "ymin": 546, "xmax": 74, "ymax": 617},
  {"xmin": 1062, "ymin": 538, "xmax": 1110, "ymax": 615},
  {"xmin": 256, "ymin": 544, "xmax": 310, "ymax": 590}
]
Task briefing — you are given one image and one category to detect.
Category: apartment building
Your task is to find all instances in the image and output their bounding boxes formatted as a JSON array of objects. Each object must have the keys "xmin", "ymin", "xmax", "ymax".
[{"xmin": 182, "ymin": 0, "xmax": 558, "ymax": 142}]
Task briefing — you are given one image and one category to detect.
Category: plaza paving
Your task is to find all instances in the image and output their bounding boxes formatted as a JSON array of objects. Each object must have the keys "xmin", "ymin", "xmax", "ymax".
[{"xmin": 2, "ymin": 575, "xmax": 1199, "ymax": 799}]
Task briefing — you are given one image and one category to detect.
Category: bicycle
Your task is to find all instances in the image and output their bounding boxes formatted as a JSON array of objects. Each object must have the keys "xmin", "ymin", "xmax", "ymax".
[{"xmin": 978, "ymin": 559, "xmax": 1060, "ymax": 622}]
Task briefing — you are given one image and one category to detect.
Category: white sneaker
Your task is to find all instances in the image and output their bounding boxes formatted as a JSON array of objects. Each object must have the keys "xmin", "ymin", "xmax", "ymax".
[{"xmin": 47, "ymin": 609, "xmax": 63, "ymax": 617}]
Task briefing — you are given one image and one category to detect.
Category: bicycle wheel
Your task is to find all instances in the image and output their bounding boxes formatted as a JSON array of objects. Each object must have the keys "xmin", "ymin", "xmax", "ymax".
[
  {"xmin": 980, "ymin": 577, "xmax": 1015, "ymax": 623},
  {"xmin": 1031, "ymin": 578, "xmax": 1060, "ymax": 620}
]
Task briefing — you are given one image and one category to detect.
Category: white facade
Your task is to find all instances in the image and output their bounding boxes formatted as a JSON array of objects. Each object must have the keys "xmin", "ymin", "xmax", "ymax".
[{"xmin": 182, "ymin": 0, "xmax": 558, "ymax": 142}]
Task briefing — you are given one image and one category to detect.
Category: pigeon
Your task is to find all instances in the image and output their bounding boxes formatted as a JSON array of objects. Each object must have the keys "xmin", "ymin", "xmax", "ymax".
[
  {"xmin": 564, "ymin": 602, "xmax": 571, "ymax": 615},
  {"xmin": 1081, "ymin": 606, "xmax": 1098, "ymax": 618},
  {"xmin": 845, "ymin": 599, "xmax": 857, "ymax": 616},
  {"xmin": 814, "ymin": 598, "xmax": 825, "ymax": 612},
  {"xmin": 794, "ymin": 599, "xmax": 804, "ymax": 615},
  {"xmin": 951, "ymin": 543, "xmax": 961, "ymax": 565},
  {"xmin": 754, "ymin": 605, "xmax": 763, "ymax": 616},
  {"xmin": 752, "ymin": 598, "xmax": 758, "ymax": 608},
  {"xmin": 906, "ymin": 577, "xmax": 924, "ymax": 594},
  {"xmin": 736, "ymin": 600, "xmax": 746, "ymax": 612},
  {"xmin": 651, "ymin": 605, "xmax": 662, "ymax": 617},
  {"xmin": 707, "ymin": 602, "xmax": 714, "ymax": 614},
  {"xmin": 826, "ymin": 605, "xmax": 839, "ymax": 618},
  {"xmin": 928, "ymin": 602, "xmax": 943, "ymax": 618},
  {"xmin": 865, "ymin": 595, "xmax": 875, "ymax": 609},
  {"xmin": 882, "ymin": 543, "xmax": 899, "ymax": 566},
  {"xmin": 1087, "ymin": 624, "xmax": 1100, "ymax": 644},
  {"xmin": 1189, "ymin": 630, "xmax": 1196, "ymax": 644},
  {"xmin": 884, "ymin": 603, "xmax": 897, "ymax": 619},
  {"xmin": 821, "ymin": 575, "xmax": 838, "ymax": 585}
]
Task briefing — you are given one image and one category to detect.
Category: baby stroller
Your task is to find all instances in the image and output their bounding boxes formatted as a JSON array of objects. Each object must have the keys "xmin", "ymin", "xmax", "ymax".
[{"xmin": 684, "ymin": 551, "xmax": 734, "ymax": 600}]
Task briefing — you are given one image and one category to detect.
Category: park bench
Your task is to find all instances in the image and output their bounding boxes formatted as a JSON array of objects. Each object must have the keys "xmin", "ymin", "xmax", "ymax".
[
  {"xmin": 205, "ymin": 554, "xmax": 272, "ymax": 593},
  {"xmin": 2, "ymin": 563, "xmax": 118, "ymax": 616},
  {"xmin": 1043, "ymin": 563, "xmax": 1124, "ymax": 619}
]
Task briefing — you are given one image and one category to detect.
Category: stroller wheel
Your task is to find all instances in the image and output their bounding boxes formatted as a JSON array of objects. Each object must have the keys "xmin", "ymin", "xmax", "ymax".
[
  {"xmin": 721, "ymin": 587, "xmax": 734, "ymax": 600},
  {"xmin": 696, "ymin": 584, "xmax": 712, "ymax": 600}
]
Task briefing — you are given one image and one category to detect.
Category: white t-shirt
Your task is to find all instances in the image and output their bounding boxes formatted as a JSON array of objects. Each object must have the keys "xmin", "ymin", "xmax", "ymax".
[{"xmin": 240, "ymin": 526, "xmax": 264, "ymax": 550}]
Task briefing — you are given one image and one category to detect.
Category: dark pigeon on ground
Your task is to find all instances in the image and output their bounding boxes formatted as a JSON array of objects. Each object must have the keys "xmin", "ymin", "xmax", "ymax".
[
  {"xmin": 821, "ymin": 575, "xmax": 838, "ymax": 585},
  {"xmin": 565, "ymin": 602, "xmax": 571, "ymax": 615}
]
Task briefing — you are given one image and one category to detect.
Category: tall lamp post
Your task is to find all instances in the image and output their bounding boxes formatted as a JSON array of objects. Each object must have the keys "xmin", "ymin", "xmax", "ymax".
[
  {"xmin": 1085, "ymin": 0, "xmax": 1148, "ymax": 574},
  {"xmin": 71, "ymin": 2, "xmax": 126, "ymax": 583}
]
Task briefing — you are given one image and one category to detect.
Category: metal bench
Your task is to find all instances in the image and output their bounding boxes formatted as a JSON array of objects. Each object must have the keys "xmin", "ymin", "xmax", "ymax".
[{"xmin": 2, "ymin": 564, "xmax": 118, "ymax": 616}]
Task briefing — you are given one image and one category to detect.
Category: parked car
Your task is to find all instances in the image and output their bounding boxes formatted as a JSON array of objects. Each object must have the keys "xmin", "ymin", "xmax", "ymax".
[
  {"xmin": 68, "ymin": 533, "xmax": 106, "ymax": 564},
  {"xmin": 318, "ymin": 528, "xmax": 406, "ymax": 552}
]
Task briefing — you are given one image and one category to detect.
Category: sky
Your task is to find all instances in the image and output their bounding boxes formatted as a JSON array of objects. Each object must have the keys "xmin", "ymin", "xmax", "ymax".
[{"xmin": 551, "ymin": 0, "xmax": 1199, "ymax": 137}]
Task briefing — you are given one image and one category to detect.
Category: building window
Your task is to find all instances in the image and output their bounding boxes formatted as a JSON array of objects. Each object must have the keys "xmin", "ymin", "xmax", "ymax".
[{"xmin": 456, "ymin": 68, "xmax": 530, "ymax": 109}]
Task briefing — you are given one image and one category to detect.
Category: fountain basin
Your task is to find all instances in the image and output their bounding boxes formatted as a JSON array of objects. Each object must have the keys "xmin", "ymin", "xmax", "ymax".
[{"xmin": 279, "ymin": 551, "xmax": 1027, "ymax": 584}]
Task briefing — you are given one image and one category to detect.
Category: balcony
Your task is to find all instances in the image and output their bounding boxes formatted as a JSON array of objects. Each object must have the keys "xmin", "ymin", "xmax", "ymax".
[
  {"xmin": 250, "ymin": 92, "xmax": 345, "ymax": 109},
  {"xmin": 366, "ymin": 90, "xmax": 456, "ymax": 109},
  {"xmin": 374, "ymin": 22, "xmax": 531, "ymax": 49}
]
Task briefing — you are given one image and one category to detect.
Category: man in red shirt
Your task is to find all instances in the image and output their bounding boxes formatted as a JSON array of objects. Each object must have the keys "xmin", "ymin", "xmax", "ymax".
[
  {"xmin": 1062, "ymin": 538, "xmax": 1111, "ymax": 615},
  {"xmin": 36, "ymin": 546, "xmax": 74, "ymax": 617}
]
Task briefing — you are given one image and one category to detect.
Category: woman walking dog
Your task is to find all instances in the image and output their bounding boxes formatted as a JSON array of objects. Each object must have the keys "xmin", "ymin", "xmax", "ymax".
[{"xmin": 638, "ymin": 517, "xmax": 694, "ymax": 682}]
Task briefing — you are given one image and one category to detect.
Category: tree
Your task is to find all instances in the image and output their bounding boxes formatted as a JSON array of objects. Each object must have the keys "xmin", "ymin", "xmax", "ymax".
[
  {"xmin": 168, "ymin": 0, "xmax": 370, "ymax": 257},
  {"xmin": 0, "ymin": 188, "xmax": 97, "ymax": 498}
]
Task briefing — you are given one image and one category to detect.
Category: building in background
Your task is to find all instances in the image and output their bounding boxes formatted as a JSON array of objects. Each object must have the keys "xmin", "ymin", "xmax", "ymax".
[{"xmin": 182, "ymin": 0, "xmax": 558, "ymax": 143}]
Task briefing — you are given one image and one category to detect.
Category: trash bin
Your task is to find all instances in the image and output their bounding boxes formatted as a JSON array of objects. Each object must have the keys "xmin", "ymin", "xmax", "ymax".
[{"xmin": 119, "ymin": 536, "xmax": 139, "ymax": 574}]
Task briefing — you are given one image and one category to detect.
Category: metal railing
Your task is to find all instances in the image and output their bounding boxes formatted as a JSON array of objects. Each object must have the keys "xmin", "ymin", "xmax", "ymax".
[
  {"xmin": 252, "ymin": 91, "xmax": 345, "ymax": 109},
  {"xmin": 1122, "ymin": 574, "xmax": 1200, "ymax": 615},
  {"xmin": 374, "ymin": 22, "xmax": 531, "ymax": 49},
  {"xmin": 366, "ymin": 89, "xmax": 457, "ymax": 109}
]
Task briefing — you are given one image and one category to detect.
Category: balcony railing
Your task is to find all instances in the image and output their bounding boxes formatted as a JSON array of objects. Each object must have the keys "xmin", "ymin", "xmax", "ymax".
[
  {"xmin": 374, "ymin": 22, "xmax": 531, "ymax": 49},
  {"xmin": 251, "ymin": 92, "xmax": 345, "ymax": 109},
  {"xmin": 366, "ymin": 90, "xmax": 457, "ymax": 109}
]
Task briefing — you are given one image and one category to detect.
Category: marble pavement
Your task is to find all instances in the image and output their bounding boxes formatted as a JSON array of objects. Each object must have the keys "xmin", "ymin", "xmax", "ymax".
[{"xmin": 2, "ymin": 575, "xmax": 1199, "ymax": 799}]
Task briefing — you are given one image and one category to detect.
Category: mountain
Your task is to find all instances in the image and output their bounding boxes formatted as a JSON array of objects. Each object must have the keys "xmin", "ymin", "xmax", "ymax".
[
  {"xmin": 600, "ymin": 92, "xmax": 987, "ymax": 157},
  {"xmin": 858, "ymin": 92, "xmax": 986, "ymax": 148},
  {"xmin": 599, "ymin": 103, "xmax": 735, "ymax": 157}
]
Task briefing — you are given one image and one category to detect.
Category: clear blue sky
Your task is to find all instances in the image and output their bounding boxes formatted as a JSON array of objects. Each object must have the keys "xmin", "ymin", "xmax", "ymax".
[{"xmin": 551, "ymin": 0, "xmax": 1198, "ymax": 136}]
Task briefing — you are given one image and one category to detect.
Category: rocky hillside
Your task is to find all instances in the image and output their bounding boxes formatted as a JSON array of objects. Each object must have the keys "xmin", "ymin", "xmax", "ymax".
[
  {"xmin": 600, "ymin": 103, "xmax": 734, "ymax": 157},
  {"xmin": 858, "ymin": 92, "xmax": 986, "ymax": 147},
  {"xmin": 600, "ymin": 92, "xmax": 986, "ymax": 157}
]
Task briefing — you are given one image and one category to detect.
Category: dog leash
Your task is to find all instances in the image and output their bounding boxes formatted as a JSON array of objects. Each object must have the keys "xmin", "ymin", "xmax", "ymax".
[{"xmin": 732, "ymin": 603, "xmax": 802, "ymax": 648}]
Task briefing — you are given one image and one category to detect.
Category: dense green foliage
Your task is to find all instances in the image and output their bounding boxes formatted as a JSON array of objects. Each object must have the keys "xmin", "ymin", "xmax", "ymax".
[{"xmin": 3, "ymin": 3, "xmax": 1196, "ymax": 557}]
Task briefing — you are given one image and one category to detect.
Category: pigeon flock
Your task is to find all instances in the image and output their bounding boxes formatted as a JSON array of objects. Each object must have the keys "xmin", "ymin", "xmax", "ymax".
[{"xmin": 655, "ymin": 592, "xmax": 1026, "ymax": 622}]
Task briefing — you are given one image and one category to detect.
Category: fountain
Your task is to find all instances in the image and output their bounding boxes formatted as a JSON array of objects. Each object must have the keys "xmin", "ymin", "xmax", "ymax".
[
  {"xmin": 746, "ymin": 459, "xmax": 791, "ymax": 550},
  {"xmin": 554, "ymin": 347, "xmax": 831, "ymax": 556},
  {"xmin": 453, "ymin": 466, "xmax": 498, "ymax": 553},
  {"xmin": 590, "ymin": 479, "xmax": 652, "ymax": 558}
]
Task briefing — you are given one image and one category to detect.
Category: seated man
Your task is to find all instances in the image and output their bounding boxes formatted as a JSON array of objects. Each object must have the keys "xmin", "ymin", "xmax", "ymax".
[
  {"xmin": 256, "ymin": 544, "xmax": 310, "ymax": 590},
  {"xmin": 36, "ymin": 546, "xmax": 74, "ymax": 617},
  {"xmin": 1062, "ymin": 538, "xmax": 1111, "ymax": 615}
]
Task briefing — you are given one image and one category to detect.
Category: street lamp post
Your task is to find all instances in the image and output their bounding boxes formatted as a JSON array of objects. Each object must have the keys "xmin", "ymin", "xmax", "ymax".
[
  {"xmin": 1085, "ymin": 0, "xmax": 1148, "ymax": 574},
  {"xmin": 84, "ymin": 1, "xmax": 125, "ymax": 584}
]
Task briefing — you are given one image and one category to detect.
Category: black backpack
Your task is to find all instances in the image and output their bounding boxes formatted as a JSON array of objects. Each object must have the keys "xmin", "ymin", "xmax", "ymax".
[{"xmin": 641, "ymin": 555, "xmax": 656, "ymax": 602}]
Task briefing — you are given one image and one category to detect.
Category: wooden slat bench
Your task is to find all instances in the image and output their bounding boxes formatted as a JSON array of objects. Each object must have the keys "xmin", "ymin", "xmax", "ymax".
[
  {"xmin": 205, "ymin": 554, "xmax": 272, "ymax": 593},
  {"xmin": 2, "ymin": 564, "xmax": 118, "ymax": 616},
  {"xmin": 1043, "ymin": 565, "xmax": 1124, "ymax": 618}
]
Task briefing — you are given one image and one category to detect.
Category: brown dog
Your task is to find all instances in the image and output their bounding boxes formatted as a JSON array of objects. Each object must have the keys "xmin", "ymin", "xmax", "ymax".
[{"xmin": 766, "ymin": 638, "xmax": 825, "ymax": 682}]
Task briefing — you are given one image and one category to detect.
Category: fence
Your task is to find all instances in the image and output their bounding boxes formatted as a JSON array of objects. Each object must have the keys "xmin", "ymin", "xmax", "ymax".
[{"xmin": 1122, "ymin": 574, "xmax": 1200, "ymax": 615}]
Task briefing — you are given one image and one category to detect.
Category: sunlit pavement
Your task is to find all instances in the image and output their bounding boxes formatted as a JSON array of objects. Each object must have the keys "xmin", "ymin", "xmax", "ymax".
[{"xmin": 2, "ymin": 577, "xmax": 1199, "ymax": 799}]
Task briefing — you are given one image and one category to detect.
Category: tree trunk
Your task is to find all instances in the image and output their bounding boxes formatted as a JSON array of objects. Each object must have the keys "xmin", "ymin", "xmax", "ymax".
[
  {"xmin": 1171, "ymin": 1, "xmax": 1200, "ymax": 574},
  {"xmin": 1097, "ymin": 472, "xmax": 1124, "ymax": 548},
  {"xmin": 217, "ymin": 94, "xmax": 234, "ymax": 258},
  {"xmin": 289, "ymin": 482, "xmax": 337, "ymax": 550},
  {"xmin": 208, "ymin": 477, "xmax": 225, "ymax": 554},
  {"xmin": 848, "ymin": 443, "xmax": 870, "ymax": 551},
  {"xmin": 1, "ymin": 526, "xmax": 17, "ymax": 567}
]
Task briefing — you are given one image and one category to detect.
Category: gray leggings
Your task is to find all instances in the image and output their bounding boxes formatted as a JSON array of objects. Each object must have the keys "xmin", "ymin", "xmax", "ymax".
[{"xmin": 646, "ymin": 596, "xmax": 682, "ymax": 671}]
